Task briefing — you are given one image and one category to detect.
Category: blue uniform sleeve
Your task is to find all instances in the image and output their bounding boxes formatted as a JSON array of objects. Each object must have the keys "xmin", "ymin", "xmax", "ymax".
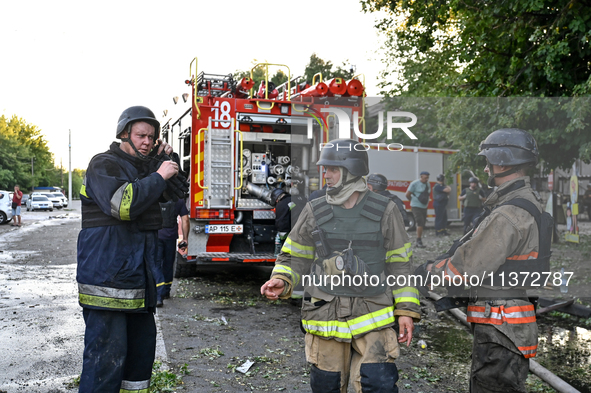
[
  {"xmin": 85, "ymin": 154, "xmax": 167, "ymax": 221},
  {"xmin": 176, "ymin": 199, "xmax": 189, "ymax": 217}
]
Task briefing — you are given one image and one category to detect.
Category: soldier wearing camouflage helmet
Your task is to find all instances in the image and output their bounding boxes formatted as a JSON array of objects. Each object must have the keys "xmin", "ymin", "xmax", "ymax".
[
  {"xmin": 261, "ymin": 139, "xmax": 420, "ymax": 393},
  {"xmin": 428, "ymin": 128, "xmax": 549, "ymax": 392}
]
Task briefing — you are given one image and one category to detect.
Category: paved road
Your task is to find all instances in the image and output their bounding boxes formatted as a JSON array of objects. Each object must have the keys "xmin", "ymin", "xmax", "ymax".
[{"xmin": 0, "ymin": 201, "xmax": 170, "ymax": 393}]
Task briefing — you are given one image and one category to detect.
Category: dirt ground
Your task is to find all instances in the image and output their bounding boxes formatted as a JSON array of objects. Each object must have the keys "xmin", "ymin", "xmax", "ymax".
[{"xmin": 158, "ymin": 264, "xmax": 472, "ymax": 393}]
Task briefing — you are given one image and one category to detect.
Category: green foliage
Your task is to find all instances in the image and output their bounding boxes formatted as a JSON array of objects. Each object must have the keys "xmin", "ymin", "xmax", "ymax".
[
  {"xmin": 303, "ymin": 53, "xmax": 354, "ymax": 84},
  {"xmin": 361, "ymin": 1, "xmax": 591, "ymax": 169},
  {"xmin": 150, "ymin": 360, "xmax": 187, "ymax": 393},
  {"xmin": 372, "ymin": 97, "xmax": 591, "ymax": 172},
  {"xmin": 0, "ymin": 115, "xmax": 85, "ymax": 194},
  {"xmin": 362, "ymin": 0, "xmax": 591, "ymax": 97},
  {"xmin": 234, "ymin": 61, "xmax": 291, "ymax": 93},
  {"xmin": 233, "ymin": 54, "xmax": 354, "ymax": 96}
]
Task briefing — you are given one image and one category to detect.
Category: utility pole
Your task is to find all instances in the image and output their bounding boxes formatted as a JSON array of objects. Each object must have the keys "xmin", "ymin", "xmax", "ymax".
[
  {"xmin": 68, "ymin": 130, "xmax": 72, "ymax": 203},
  {"xmin": 31, "ymin": 157, "xmax": 34, "ymax": 192}
]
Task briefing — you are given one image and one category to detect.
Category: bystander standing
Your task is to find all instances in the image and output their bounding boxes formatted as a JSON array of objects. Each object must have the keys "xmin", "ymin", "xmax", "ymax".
[
  {"xmin": 406, "ymin": 171, "xmax": 430, "ymax": 248},
  {"xmin": 11, "ymin": 185, "xmax": 23, "ymax": 227}
]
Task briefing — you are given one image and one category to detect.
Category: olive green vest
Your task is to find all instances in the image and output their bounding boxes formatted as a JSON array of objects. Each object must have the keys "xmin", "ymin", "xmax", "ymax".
[
  {"xmin": 464, "ymin": 187, "xmax": 483, "ymax": 208},
  {"xmin": 310, "ymin": 192, "xmax": 389, "ymax": 297}
]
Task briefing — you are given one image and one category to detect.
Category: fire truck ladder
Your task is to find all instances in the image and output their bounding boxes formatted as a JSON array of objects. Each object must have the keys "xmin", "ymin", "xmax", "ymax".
[{"xmin": 202, "ymin": 118, "xmax": 235, "ymax": 209}]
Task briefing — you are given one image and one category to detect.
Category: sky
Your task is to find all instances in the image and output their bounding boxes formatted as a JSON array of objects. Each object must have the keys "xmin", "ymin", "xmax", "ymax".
[{"xmin": 0, "ymin": 0, "xmax": 389, "ymax": 170}]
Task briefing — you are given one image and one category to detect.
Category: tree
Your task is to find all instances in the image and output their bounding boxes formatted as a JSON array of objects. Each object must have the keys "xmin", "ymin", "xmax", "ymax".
[
  {"xmin": 234, "ymin": 61, "xmax": 291, "ymax": 95},
  {"xmin": 363, "ymin": 0, "xmax": 591, "ymax": 97},
  {"xmin": 361, "ymin": 0, "xmax": 591, "ymax": 171},
  {"xmin": 303, "ymin": 53, "xmax": 355, "ymax": 84},
  {"xmin": 0, "ymin": 115, "xmax": 76, "ymax": 191}
]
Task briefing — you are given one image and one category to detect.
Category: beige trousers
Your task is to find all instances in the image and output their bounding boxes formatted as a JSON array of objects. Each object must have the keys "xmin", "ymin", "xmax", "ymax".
[{"xmin": 305, "ymin": 328, "xmax": 400, "ymax": 393}]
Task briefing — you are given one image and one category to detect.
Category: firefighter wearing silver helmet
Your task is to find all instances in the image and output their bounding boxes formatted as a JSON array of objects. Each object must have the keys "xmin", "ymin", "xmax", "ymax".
[
  {"xmin": 261, "ymin": 139, "xmax": 420, "ymax": 393},
  {"xmin": 428, "ymin": 128, "xmax": 547, "ymax": 392}
]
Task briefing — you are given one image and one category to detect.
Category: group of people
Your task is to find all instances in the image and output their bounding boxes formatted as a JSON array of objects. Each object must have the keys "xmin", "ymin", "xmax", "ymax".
[
  {"xmin": 75, "ymin": 105, "xmax": 545, "ymax": 393},
  {"xmin": 262, "ymin": 129, "xmax": 545, "ymax": 393},
  {"xmin": 405, "ymin": 171, "xmax": 488, "ymax": 248}
]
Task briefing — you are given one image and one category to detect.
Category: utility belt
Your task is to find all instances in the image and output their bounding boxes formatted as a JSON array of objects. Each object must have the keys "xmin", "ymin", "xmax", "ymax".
[{"xmin": 434, "ymin": 287, "xmax": 531, "ymax": 312}]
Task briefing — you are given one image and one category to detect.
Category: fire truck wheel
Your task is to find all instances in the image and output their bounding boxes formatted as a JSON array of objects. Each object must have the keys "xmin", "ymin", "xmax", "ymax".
[
  {"xmin": 173, "ymin": 252, "xmax": 197, "ymax": 278},
  {"xmin": 406, "ymin": 212, "xmax": 416, "ymax": 232}
]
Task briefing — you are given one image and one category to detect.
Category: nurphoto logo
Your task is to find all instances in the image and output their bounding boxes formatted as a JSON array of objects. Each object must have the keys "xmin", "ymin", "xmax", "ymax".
[{"xmin": 307, "ymin": 108, "xmax": 418, "ymax": 141}]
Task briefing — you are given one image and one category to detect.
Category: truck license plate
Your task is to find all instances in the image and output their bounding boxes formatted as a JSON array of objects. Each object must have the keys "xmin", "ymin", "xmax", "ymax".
[{"xmin": 205, "ymin": 224, "xmax": 243, "ymax": 234}]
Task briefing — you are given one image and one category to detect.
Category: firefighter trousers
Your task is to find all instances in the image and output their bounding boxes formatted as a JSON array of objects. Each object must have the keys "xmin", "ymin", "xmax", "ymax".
[
  {"xmin": 470, "ymin": 324, "xmax": 529, "ymax": 393},
  {"xmin": 305, "ymin": 329, "xmax": 400, "ymax": 393},
  {"xmin": 156, "ymin": 238, "xmax": 177, "ymax": 301},
  {"xmin": 79, "ymin": 308, "xmax": 156, "ymax": 393}
]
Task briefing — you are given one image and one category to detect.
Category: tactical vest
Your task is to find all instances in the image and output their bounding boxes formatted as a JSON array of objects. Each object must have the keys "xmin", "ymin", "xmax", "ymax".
[
  {"xmin": 487, "ymin": 197, "xmax": 552, "ymax": 287},
  {"xmin": 310, "ymin": 192, "xmax": 389, "ymax": 297},
  {"xmin": 160, "ymin": 200, "xmax": 177, "ymax": 228},
  {"xmin": 464, "ymin": 188, "xmax": 483, "ymax": 208}
]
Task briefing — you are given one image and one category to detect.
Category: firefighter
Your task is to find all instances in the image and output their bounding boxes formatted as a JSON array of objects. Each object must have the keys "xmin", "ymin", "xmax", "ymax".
[
  {"xmin": 261, "ymin": 139, "xmax": 420, "ymax": 393},
  {"xmin": 367, "ymin": 173, "xmax": 410, "ymax": 226},
  {"xmin": 77, "ymin": 106, "xmax": 183, "ymax": 393},
  {"xmin": 271, "ymin": 186, "xmax": 306, "ymax": 256},
  {"xmin": 427, "ymin": 128, "xmax": 543, "ymax": 393}
]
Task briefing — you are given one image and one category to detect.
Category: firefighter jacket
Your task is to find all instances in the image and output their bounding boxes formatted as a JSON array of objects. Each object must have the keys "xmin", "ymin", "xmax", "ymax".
[
  {"xmin": 431, "ymin": 177, "xmax": 542, "ymax": 358},
  {"xmin": 270, "ymin": 190, "xmax": 421, "ymax": 342},
  {"xmin": 77, "ymin": 142, "xmax": 168, "ymax": 312}
]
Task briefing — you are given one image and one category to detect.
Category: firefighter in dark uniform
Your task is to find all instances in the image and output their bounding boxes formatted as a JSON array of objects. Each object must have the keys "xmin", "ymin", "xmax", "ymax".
[
  {"xmin": 367, "ymin": 173, "xmax": 410, "ymax": 226},
  {"xmin": 77, "ymin": 106, "xmax": 184, "ymax": 392},
  {"xmin": 272, "ymin": 187, "xmax": 305, "ymax": 235},
  {"xmin": 427, "ymin": 129, "xmax": 546, "ymax": 392},
  {"xmin": 261, "ymin": 139, "xmax": 420, "ymax": 393}
]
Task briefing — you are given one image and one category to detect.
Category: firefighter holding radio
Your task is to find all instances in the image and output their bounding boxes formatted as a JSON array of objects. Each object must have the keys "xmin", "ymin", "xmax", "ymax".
[
  {"xmin": 261, "ymin": 138, "xmax": 420, "ymax": 393},
  {"xmin": 76, "ymin": 106, "xmax": 188, "ymax": 392}
]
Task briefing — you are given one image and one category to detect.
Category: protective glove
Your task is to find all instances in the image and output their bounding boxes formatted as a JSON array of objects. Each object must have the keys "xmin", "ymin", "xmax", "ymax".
[
  {"xmin": 165, "ymin": 173, "xmax": 189, "ymax": 201},
  {"xmin": 148, "ymin": 151, "xmax": 189, "ymax": 202}
]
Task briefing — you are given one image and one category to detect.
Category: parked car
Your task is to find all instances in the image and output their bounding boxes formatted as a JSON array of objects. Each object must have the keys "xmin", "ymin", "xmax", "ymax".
[
  {"xmin": 27, "ymin": 195, "xmax": 53, "ymax": 211},
  {"xmin": 33, "ymin": 192, "xmax": 62, "ymax": 209},
  {"xmin": 0, "ymin": 191, "xmax": 14, "ymax": 224},
  {"xmin": 51, "ymin": 192, "xmax": 68, "ymax": 207},
  {"xmin": 21, "ymin": 194, "xmax": 30, "ymax": 205}
]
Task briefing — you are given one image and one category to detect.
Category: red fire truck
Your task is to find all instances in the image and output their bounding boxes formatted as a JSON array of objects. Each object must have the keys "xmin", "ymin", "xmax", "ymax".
[{"xmin": 162, "ymin": 58, "xmax": 459, "ymax": 277}]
